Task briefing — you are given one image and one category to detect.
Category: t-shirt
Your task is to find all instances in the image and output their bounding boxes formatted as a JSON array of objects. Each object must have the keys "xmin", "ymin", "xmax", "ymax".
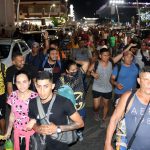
[
  {"xmin": 42, "ymin": 61, "xmax": 62, "ymax": 84},
  {"xmin": 92, "ymin": 61, "xmax": 112, "ymax": 93},
  {"xmin": 28, "ymin": 94, "xmax": 76, "ymax": 150},
  {"xmin": 7, "ymin": 90, "xmax": 38, "ymax": 130},
  {"xmin": 25, "ymin": 52, "xmax": 45, "ymax": 70},
  {"xmin": 125, "ymin": 95, "xmax": 150, "ymax": 150},
  {"xmin": 109, "ymin": 36, "xmax": 116, "ymax": 47},
  {"xmin": 112, "ymin": 63, "xmax": 139, "ymax": 95},
  {"xmin": 55, "ymin": 69, "xmax": 85, "ymax": 111},
  {"xmin": 6, "ymin": 64, "xmax": 38, "ymax": 91}
]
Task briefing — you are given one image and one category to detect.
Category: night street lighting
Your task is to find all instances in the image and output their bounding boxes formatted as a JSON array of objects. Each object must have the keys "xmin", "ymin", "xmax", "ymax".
[
  {"xmin": 136, "ymin": 0, "xmax": 141, "ymax": 31},
  {"xmin": 65, "ymin": 0, "xmax": 68, "ymax": 18},
  {"xmin": 109, "ymin": 0, "xmax": 124, "ymax": 25},
  {"xmin": 49, "ymin": 4, "xmax": 56, "ymax": 18},
  {"xmin": 16, "ymin": 0, "xmax": 21, "ymax": 24}
]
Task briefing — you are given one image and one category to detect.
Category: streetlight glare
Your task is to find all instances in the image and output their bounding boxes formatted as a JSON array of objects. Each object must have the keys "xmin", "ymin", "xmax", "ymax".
[
  {"xmin": 52, "ymin": 4, "xmax": 56, "ymax": 7},
  {"xmin": 49, "ymin": 4, "xmax": 56, "ymax": 18},
  {"xmin": 110, "ymin": 0, "xmax": 124, "ymax": 4}
]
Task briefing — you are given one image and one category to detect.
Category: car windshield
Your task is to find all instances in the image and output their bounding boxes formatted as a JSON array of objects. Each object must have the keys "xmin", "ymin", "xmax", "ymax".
[
  {"xmin": 0, "ymin": 44, "xmax": 10, "ymax": 59},
  {"xmin": 46, "ymin": 30, "xmax": 56, "ymax": 35}
]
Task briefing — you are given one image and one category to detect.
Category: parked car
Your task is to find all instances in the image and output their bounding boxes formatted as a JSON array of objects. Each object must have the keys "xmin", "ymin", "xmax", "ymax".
[
  {"xmin": 20, "ymin": 31, "xmax": 43, "ymax": 48},
  {"xmin": 0, "ymin": 38, "xmax": 31, "ymax": 67}
]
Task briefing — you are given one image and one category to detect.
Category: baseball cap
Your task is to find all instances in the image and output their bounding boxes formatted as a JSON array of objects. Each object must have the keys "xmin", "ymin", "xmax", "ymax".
[{"xmin": 32, "ymin": 42, "xmax": 39, "ymax": 48}]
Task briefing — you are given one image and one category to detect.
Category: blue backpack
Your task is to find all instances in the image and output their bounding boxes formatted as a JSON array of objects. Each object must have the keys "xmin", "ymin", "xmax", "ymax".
[{"xmin": 57, "ymin": 85, "xmax": 76, "ymax": 107}]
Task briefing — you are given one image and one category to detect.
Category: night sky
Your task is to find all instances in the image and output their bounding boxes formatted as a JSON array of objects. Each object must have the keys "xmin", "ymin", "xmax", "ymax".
[{"xmin": 69, "ymin": 0, "xmax": 149, "ymax": 20}]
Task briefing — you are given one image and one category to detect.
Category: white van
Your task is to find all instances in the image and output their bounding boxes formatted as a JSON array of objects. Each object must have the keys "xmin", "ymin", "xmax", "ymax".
[{"xmin": 0, "ymin": 38, "xmax": 31, "ymax": 67}]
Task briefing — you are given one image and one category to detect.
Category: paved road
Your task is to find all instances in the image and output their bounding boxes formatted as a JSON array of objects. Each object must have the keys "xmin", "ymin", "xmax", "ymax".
[{"xmin": 70, "ymin": 84, "xmax": 114, "ymax": 150}]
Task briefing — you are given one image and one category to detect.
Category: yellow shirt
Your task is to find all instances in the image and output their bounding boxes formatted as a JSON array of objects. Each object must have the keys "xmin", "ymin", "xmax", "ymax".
[{"xmin": 0, "ymin": 64, "xmax": 6, "ymax": 95}]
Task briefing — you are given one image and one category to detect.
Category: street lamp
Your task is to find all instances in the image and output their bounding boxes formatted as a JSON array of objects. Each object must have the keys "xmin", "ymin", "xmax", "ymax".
[
  {"xmin": 49, "ymin": 4, "xmax": 56, "ymax": 18},
  {"xmin": 109, "ymin": 0, "xmax": 124, "ymax": 25},
  {"xmin": 65, "ymin": 0, "xmax": 68, "ymax": 18},
  {"xmin": 136, "ymin": 0, "xmax": 141, "ymax": 31},
  {"xmin": 16, "ymin": 0, "xmax": 20, "ymax": 24}
]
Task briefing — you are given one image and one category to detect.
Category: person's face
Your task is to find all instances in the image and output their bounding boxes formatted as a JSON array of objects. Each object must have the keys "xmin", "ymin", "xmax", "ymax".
[
  {"xmin": 32, "ymin": 46, "xmax": 39, "ymax": 53},
  {"xmin": 130, "ymin": 47, "xmax": 137, "ymax": 54},
  {"xmin": 141, "ymin": 43, "xmax": 147, "ymax": 51},
  {"xmin": 13, "ymin": 56, "xmax": 25, "ymax": 69},
  {"xmin": 100, "ymin": 52, "xmax": 110, "ymax": 62},
  {"xmin": 16, "ymin": 74, "xmax": 31, "ymax": 93},
  {"xmin": 138, "ymin": 72, "xmax": 150, "ymax": 95},
  {"xmin": 101, "ymin": 41, "xmax": 105, "ymax": 46},
  {"xmin": 66, "ymin": 64, "xmax": 78, "ymax": 77},
  {"xmin": 79, "ymin": 41, "xmax": 85, "ymax": 48},
  {"xmin": 49, "ymin": 50, "xmax": 58, "ymax": 61},
  {"xmin": 123, "ymin": 53, "xmax": 133, "ymax": 65},
  {"xmin": 35, "ymin": 79, "xmax": 55, "ymax": 101}
]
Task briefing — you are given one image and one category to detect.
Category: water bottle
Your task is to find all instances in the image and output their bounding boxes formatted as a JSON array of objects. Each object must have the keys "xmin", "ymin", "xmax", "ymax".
[
  {"xmin": 4, "ymin": 139, "xmax": 13, "ymax": 150},
  {"xmin": 116, "ymin": 119, "xmax": 127, "ymax": 150},
  {"xmin": 116, "ymin": 136, "xmax": 127, "ymax": 150}
]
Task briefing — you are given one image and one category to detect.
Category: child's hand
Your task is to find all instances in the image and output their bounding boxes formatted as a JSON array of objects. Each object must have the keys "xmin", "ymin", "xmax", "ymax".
[{"xmin": 3, "ymin": 133, "xmax": 10, "ymax": 140}]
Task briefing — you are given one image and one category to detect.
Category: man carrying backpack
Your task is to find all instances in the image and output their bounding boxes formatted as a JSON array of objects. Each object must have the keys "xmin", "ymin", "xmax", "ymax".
[
  {"xmin": 25, "ymin": 31, "xmax": 49, "ymax": 71},
  {"xmin": 29, "ymin": 71, "xmax": 84, "ymax": 150},
  {"xmin": 105, "ymin": 66, "xmax": 150, "ymax": 150},
  {"xmin": 55, "ymin": 59, "xmax": 89, "ymax": 141},
  {"xmin": 111, "ymin": 50, "xmax": 139, "ymax": 105}
]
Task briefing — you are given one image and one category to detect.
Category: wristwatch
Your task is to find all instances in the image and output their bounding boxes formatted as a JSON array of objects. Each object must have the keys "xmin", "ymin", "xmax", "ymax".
[{"xmin": 56, "ymin": 126, "xmax": 62, "ymax": 133}]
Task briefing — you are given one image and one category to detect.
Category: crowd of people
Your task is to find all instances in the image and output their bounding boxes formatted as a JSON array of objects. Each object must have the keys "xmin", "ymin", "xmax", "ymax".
[{"xmin": 0, "ymin": 26, "xmax": 149, "ymax": 150}]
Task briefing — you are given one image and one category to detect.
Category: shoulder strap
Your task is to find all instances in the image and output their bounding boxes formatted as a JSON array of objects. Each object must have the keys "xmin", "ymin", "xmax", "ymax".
[
  {"xmin": 36, "ymin": 94, "xmax": 56, "ymax": 124},
  {"xmin": 42, "ymin": 55, "xmax": 48, "ymax": 68},
  {"xmin": 124, "ymin": 90, "xmax": 137, "ymax": 113},
  {"xmin": 94, "ymin": 60, "xmax": 99, "ymax": 72},
  {"xmin": 57, "ymin": 60, "xmax": 61, "ymax": 69},
  {"xmin": 115, "ymin": 63, "xmax": 121, "ymax": 81},
  {"xmin": 47, "ymin": 94, "xmax": 56, "ymax": 117}
]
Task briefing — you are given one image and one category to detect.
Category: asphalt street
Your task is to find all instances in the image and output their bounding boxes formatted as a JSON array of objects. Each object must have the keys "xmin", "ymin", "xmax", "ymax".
[{"xmin": 70, "ymin": 84, "xmax": 113, "ymax": 150}]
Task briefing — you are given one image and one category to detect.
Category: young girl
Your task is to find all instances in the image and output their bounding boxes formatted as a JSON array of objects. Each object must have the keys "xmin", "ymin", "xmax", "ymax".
[{"xmin": 4, "ymin": 70, "xmax": 38, "ymax": 150}]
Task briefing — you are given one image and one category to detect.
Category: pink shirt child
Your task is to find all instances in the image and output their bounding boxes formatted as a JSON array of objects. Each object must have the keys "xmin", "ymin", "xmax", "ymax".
[{"xmin": 7, "ymin": 90, "xmax": 38, "ymax": 150}]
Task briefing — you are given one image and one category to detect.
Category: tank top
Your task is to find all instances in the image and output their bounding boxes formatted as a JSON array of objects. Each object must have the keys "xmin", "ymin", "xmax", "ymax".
[
  {"xmin": 125, "ymin": 95, "xmax": 150, "ymax": 150},
  {"xmin": 92, "ymin": 61, "xmax": 112, "ymax": 93}
]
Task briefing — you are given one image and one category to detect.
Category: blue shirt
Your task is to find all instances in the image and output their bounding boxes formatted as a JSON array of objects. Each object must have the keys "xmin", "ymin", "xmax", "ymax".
[{"xmin": 112, "ymin": 63, "xmax": 139, "ymax": 94}]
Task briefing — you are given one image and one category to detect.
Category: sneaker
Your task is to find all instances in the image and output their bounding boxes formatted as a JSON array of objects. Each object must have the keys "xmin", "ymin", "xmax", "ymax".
[
  {"xmin": 94, "ymin": 113, "xmax": 100, "ymax": 121},
  {"xmin": 77, "ymin": 131, "xmax": 83, "ymax": 142}
]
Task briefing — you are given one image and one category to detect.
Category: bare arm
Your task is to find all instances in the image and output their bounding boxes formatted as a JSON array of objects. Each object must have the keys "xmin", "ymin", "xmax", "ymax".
[
  {"xmin": 112, "ymin": 43, "xmax": 137, "ymax": 64},
  {"xmin": 43, "ymin": 31, "xmax": 49, "ymax": 55},
  {"xmin": 104, "ymin": 92, "xmax": 131, "ymax": 150},
  {"xmin": 7, "ymin": 82, "xmax": 13, "ymax": 96},
  {"xmin": 75, "ymin": 60, "xmax": 89, "ymax": 73},
  {"xmin": 4, "ymin": 108, "xmax": 15, "ymax": 139},
  {"xmin": 59, "ymin": 111, "xmax": 84, "ymax": 132},
  {"xmin": 87, "ymin": 63, "xmax": 95, "ymax": 76},
  {"xmin": 110, "ymin": 74, "xmax": 123, "ymax": 90},
  {"xmin": 33, "ymin": 112, "xmax": 84, "ymax": 135}
]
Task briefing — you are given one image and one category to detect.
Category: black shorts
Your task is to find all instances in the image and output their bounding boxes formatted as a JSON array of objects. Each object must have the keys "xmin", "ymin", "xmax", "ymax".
[
  {"xmin": 92, "ymin": 90, "xmax": 112, "ymax": 100},
  {"xmin": 0, "ymin": 94, "xmax": 6, "ymax": 119}
]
